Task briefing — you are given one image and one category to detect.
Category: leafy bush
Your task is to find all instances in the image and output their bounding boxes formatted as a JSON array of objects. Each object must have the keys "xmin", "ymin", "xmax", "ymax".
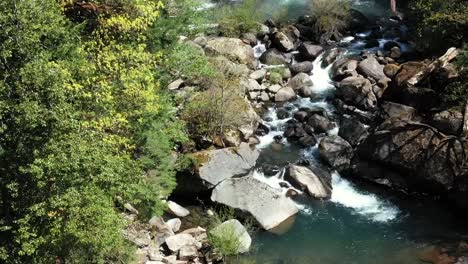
[
  {"xmin": 181, "ymin": 78, "xmax": 248, "ymax": 143},
  {"xmin": 149, "ymin": 0, "xmax": 211, "ymax": 49},
  {"xmin": 215, "ymin": 0, "xmax": 262, "ymax": 37},
  {"xmin": 165, "ymin": 43, "xmax": 217, "ymax": 85},
  {"xmin": 180, "ymin": 61, "xmax": 249, "ymax": 144},
  {"xmin": 409, "ymin": 0, "xmax": 468, "ymax": 54},
  {"xmin": 309, "ymin": 0, "xmax": 351, "ymax": 38}
]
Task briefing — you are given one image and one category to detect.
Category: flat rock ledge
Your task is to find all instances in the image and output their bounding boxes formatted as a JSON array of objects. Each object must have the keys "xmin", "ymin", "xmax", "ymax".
[
  {"xmin": 211, "ymin": 176, "xmax": 299, "ymax": 233},
  {"xmin": 192, "ymin": 143, "xmax": 259, "ymax": 187}
]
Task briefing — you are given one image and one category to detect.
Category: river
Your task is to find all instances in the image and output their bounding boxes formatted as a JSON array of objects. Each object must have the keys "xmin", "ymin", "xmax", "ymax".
[
  {"xmin": 198, "ymin": 0, "xmax": 468, "ymax": 263},
  {"xmin": 241, "ymin": 53, "xmax": 468, "ymax": 263}
]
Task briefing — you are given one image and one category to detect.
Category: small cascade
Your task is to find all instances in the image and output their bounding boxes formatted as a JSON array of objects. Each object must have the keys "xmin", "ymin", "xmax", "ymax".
[
  {"xmin": 330, "ymin": 172, "xmax": 399, "ymax": 222},
  {"xmin": 309, "ymin": 54, "xmax": 335, "ymax": 95},
  {"xmin": 252, "ymin": 168, "xmax": 300, "ymax": 193},
  {"xmin": 257, "ymin": 107, "xmax": 291, "ymax": 149},
  {"xmin": 254, "ymin": 53, "xmax": 400, "ymax": 223}
]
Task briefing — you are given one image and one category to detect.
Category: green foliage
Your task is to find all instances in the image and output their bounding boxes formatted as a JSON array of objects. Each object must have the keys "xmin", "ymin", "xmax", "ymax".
[
  {"xmin": 149, "ymin": 0, "xmax": 211, "ymax": 49},
  {"xmin": 269, "ymin": 68, "xmax": 284, "ymax": 84},
  {"xmin": 309, "ymin": 0, "xmax": 351, "ymax": 36},
  {"xmin": 0, "ymin": 0, "xmax": 187, "ymax": 263},
  {"xmin": 207, "ymin": 207, "xmax": 255, "ymax": 262},
  {"xmin": 180, "ymin": 71, "xmax": 249, "ymax": 144},
  {"xmin": 165, "ymin": 43, "xmax": 217, "ymax": 85},
  {"xmin": 443, "ymin": 46, "xmax": 468, "ymax": 106},
  {"xmin": 208, "ymin": 207, "xmax": 239, "ymax": 259},
  {"xmin": 209, "ymin": 223, "xmax": 242, "ymax": 258},
  {"xmin": 409, "ymin": 0, "xmax": 468, "ymax": 54},
  {"xmin": 215, "ymin": 0, "xmax": 262, "ymax": 37}
]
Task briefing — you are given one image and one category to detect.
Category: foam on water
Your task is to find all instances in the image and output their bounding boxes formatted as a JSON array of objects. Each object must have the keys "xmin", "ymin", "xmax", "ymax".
[
  {"xmin": 253, "ymin": 42, "xmax": 266, "ymax": 59},
  {"xmin": 257, "ymin": 130, "xmax": 284, "ymax": 149},
  {"xmin": 331, "ymin": 172, "xmax": 399, "ymax": 222},
  {"xmin": 257, "ymin": 106, "xmax": 292, "ymax": 148},
  {"xmin": 310, "ymin": 54, "xmax": 335, "ymax": 94},
  {"xmin": 252, "ymin": 169, "xmax": 302, "ymax": 195}
]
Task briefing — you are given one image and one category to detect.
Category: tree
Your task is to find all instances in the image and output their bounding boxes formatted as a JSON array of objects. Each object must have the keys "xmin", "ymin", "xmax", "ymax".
[
  {"xmin": 0, "ymin": 0, "xmax": 186, "ymax": 262},
  {"xmin": 309, "ymin": 0, "xmax": 351, "ymax": 42},
  {"xmin": 408, "ymin": 0, "xmax": 468, "ymax": 54}
]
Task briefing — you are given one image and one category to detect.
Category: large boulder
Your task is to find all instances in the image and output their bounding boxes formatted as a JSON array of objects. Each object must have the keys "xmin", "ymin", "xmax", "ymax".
[
  {"xmin": 211, "ymin": 56, "xmax": 251, "ymax": 78},
  {"xmin": 390, "ymin": 86, "xmax": 439, "ymax": 111},
  {"xmin": 338, "ymin": 115, "xmax": 369, "ymax": 146},
  {"xmin": 350, "ymin": 158, "xmax": 409, "ymax": 190},
  {"xmin": 287, "ymin": 165, "xmax": 332, "ymax": 199},
  {"xmin": 383, "ymin": 64, "xmax": 401, "ymax": 78},
  {"xmin": 211, "ymin": 177, "xmax": 299, "ymax": 233},
  {"xmin": 210, "ymin": 220, "xmax": 251, "ymax": 254},
  {"xmin": 357, "ymin": 119, "xmax": 468, "ymax": 193},
  {"xmin": 297, "ymin": 43, "xmax": 323, "ymax": 60},
  {"xmin": 165, "ymin": 234, "xmax": 201, "ymax": 253},
  {"xmin": 322, "ymin": 48, "xmax": 346, "ymax": 67},
  {"xmin": 428, "ymin": 109, "xmax": 463, "ymax": 136},
  {"xmin": 380, "ymin": 101, "xmax": 417, "ymax": 120},
  {"xmin": 205, "ymin": 38, "xmax": 257, "ymax": 69},
  {"xmin": 307, "ymin": 114, "xmax": 334, "ymax": 133},
  {"xmin": 192, "ymin": 143, "xmax": 260, "ymax": 187},
  {"xmin": 393, "ymin": 61, "xmax": 427, "ymax": 87},
  {"xmin": 260, "ymin": 48, "xmax": 291, "ymax": 65},
  {"xmin": 275, "ymin": 87, "xmax": 296, "ymax": 102},
  {"xmin": 249, "ymin": 69, "xmax": 267, "ymax": 81},
  {"xmin": 271, "ymin": 31, "xmax": 294, "ymax": 51},
  {"xmin": 240, "ymin": 78, "xmax": 263, "ymax": 92},
  {"xmin": 290, "ymin": 61, "xmax": 314, "ymax": 75},
  {"xmin": 332, "ymin": 58, "xmax": 358, "ymax": 81},
  {"xmin": 281, "ymin": 25, "xmax": 301, "ymax": 43},
  {"xmin": 319, "ymin": 135, "xmax": 354, "ymax": 171},
  {"xmin": 358, "ymin": 56, "xmax": 389, "ymax": 83},
  {"xmin": 288, "ymin": 73, "xmax": 313, "ymax": 90},
  {"xmin": 336, "ymin": 76, "xmax": 377, "ymax": 110},
  {"xmin": 238, "ymin": 99, "xmax": 261, "ymax": 139}
]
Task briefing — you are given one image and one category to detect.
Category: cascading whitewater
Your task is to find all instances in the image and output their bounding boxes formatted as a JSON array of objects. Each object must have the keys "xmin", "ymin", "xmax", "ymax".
[{"xmin": 254, "ymin": 53, "xmax": 399, "ymax": 223}]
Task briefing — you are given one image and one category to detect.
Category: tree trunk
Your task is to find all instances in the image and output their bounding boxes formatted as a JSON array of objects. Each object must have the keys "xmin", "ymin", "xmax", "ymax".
[
  {"xmin": 390, "ymin": 0, "xmax": 396, "ymax": 14},
  {"xmin": 406, "ymin": 47, "xmax": 460, "ymax": 86}
]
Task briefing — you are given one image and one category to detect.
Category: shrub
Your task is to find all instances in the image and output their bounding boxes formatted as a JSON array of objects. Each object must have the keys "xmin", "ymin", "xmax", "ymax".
[
  {"xmin": 207, "ymin": 207, "xmax": 256, "ymax": 262},
  {"xmin": 208, "ymin": 207, "xmax": 240, "ymax": 259},
  {"xmin": 164, "ymin": 43, "xmax": 217, "ymax": 86},
  {"xmin": 149, "ymin": 0, "xmax": 211, "ymax": 49},
  {"xmin": 309, "ymin": 0, "xmax": 351, "ymax": 38},
  {"xmin": 180, "ymin": 65, "xmax": 249, "ymax": 145},
  {"xmin": 180, "ymin": 81, "xmax": 248, "ymax": 143},
  {"xmin": 409, "ymin": 0, "xmax": 468, "ymax": 54},
  {"xmin": 215, "ymin": 0, "xmax": 262, "ymax": 37},
  {"xmin": 208, "ymin": 223, "xmax": 242, "ymax": 258}
]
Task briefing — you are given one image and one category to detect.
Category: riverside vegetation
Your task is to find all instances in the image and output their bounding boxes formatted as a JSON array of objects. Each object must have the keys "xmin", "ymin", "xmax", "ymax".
[{"xmin": 1, "ymin": 0, "xmax": 468, "ymax": 263}]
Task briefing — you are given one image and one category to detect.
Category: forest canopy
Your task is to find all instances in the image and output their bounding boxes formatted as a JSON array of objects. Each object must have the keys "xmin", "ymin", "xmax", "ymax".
[{"xmin": 0, "ymin": 0, "xmax": 187, "ymax": 263}]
